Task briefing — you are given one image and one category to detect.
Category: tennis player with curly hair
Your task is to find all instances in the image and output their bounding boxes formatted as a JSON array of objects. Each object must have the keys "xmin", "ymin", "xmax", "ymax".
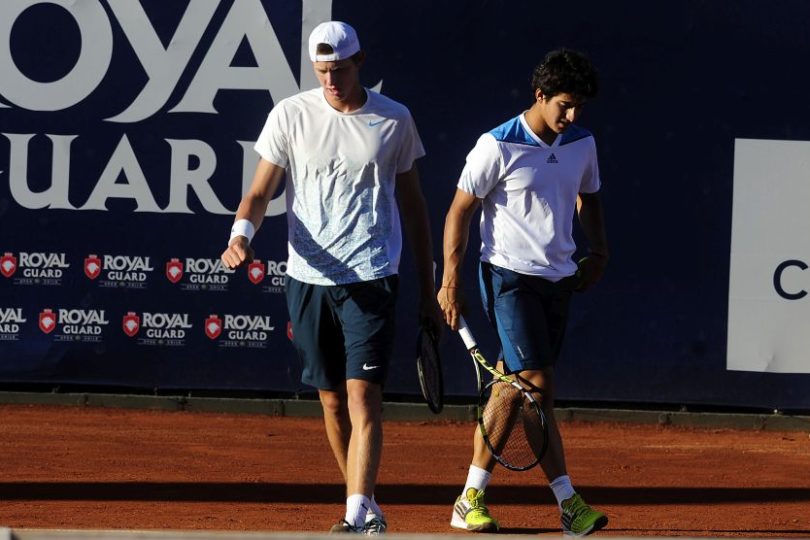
[{"xmin": 438, "ymin": 48, "xmax": 609, "ymax": 536}]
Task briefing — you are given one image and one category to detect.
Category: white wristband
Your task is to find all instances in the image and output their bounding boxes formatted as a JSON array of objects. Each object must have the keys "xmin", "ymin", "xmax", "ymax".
[{"xmin": 229, "ymin": 219, "xmax": 255, "ymax": 244}]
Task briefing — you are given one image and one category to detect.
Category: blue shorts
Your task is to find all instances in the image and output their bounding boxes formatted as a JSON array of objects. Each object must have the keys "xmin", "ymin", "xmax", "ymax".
[
  {"xmin": 285, "ymin": 275, "xmax": 399, "ymax": 390},
  {"xmin": 479, "ymin": 262, "xmax": 577, "ymax": 373}
]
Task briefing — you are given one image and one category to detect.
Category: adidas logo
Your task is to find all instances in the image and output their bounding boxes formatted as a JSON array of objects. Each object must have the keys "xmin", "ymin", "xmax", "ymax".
[{"xmin": 546, "ymin": 153, "xmax": 559, "ymax": 164}]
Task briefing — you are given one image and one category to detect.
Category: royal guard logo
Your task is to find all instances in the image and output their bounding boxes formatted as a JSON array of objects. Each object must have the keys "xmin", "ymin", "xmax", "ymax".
[
  {"xmin": 1, "ymin": 253, "xmax": 17, "ymax": 278},
  {"xmin": 86, "ymin": 254, "xmax": 153, "ymax": 289},
  {"xmin": 39, "ymin": 309, "xmax": 57, "ymax": 334},
  {"xmin": 204, "ymin": 314, "xmax": 223, "ymax": 340},
  {"xmin": 2, "ymin": 252, "xmax": 68, "ymax": 285},
  {"xmin": 0, "ymin": 307, "xmax": 26, "ymax": 341},
  {"xmin": 166, "ymin": 258, "xmax": 184, "ymax": 283},
  {"xmin": 211, "ymin": 314, "xmax": 274, "ymax": 348},
  {"xmin": 124, "ymin": 311, "xmax": 192, "ymax": 346},
  {"xmin": 256, "ymin": 259, "xmax": 286, "ymax": 294},
  {"xmin": 168, "ymin": 258, "xmax": 233, "ymax": 291},
  {"xmin": 248, "ymin": 261, "xmax": 266, "ymax": 285},
  {"xmin": 37, "ymin": 308, "xmax": 109, "ymax": 341},
  {"xmin": 122, "ymin": 312, "xmax": 140, "ymax": 337},
  {"xmin": 84, "ymin": 254, "xmax": 102, "ymax": 280}
]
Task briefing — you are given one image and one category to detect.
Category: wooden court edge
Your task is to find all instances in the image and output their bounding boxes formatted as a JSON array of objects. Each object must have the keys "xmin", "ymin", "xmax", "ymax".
[{"xmin": 0, "ymin": 390, "xmax": 808, "ymax": 432}]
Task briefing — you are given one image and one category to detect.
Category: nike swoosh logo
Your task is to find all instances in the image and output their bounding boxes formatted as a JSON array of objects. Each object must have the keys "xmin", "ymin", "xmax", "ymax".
[
  {"xmin": 362, "ymin": 363, "xmax": 380, "ymax": 370},
  {"xmin": 368, "ymin": 119, "xmax": 385, "ymax": 127}
]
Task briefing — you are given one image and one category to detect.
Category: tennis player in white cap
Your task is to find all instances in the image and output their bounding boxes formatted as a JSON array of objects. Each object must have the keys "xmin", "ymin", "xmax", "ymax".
[{"xmin": 221, "ymin": 21, "xmax": 441, "ymax": 534}]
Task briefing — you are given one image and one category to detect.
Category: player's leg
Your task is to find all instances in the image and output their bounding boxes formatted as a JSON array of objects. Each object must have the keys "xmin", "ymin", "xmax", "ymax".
[
  {"xmin": 286, "ymin": 277, "xmax": 362, "ymax": 532},
  {"xmin": 450, "ymin": 426, "xmax": 499, "ymax": 532},
  {"xmin": 471, "ymin": 419, "xmax": 498, "ymax": 472},
  {"xmin": 318, "ymin": 385, "xmax": 386, "ymax": 531},
  {"xmin": 286, "ymin": 277, "xmax": 349, "ymax": 470},
  {"xmin": 318, "ymin": 386, "xmax": 350, "ymax": 481},
  {"xmin": 449, "ymin": 263, "xmax": 511, "ymax": 533},
  {"xmin": 517, "ymin": 276, "xmax": 607, "ymax": 536},
  {"xmin": 517, "ymin": 367, "xmax": 567, "ymax": 481},
  {"xmin": 335, "ymin": 276, "xmax": 398, "ymax": 534},
  {"xmin": 344, "ymin": 379, "xmax": 383, "ymax": 507},
  {"xmin": 476, "ymin": 263, "xmax": 603, "ymax": 534},
  {"xmin": 491, "ymin": 267, "xmax": 567, "ymax": 483}
]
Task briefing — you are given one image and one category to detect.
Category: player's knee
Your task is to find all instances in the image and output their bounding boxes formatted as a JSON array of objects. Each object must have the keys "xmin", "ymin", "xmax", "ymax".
[
  {"xmin": 346, "ymin": 380, "xmax": 382, "ymax": 413},
  {"xmin": 318, "ymin": 389, "xmax": 346, "ymax": 417}
]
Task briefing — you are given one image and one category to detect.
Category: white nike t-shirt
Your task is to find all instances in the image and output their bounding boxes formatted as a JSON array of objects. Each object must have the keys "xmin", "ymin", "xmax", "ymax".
[
  {"xmin": 458, "ymin": 113, "xmax": 601, "ymax": 280},
  {"xmin": 254, "ymin": 88, "xmax": 425, "ymax": 285}
]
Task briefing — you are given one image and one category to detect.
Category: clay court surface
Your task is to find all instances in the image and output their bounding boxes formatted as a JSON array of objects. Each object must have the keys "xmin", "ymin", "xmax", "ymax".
[{"xmin": 1, "ymin": 404, "xmax": 809, "ymax": 537}]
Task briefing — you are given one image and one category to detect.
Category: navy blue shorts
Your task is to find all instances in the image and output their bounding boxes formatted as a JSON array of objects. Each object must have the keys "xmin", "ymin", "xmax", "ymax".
[
  {"xmin": 479, "ymin": 262, "xmax": 577, "ymax": 373},
  {"xmin": 285, "ymin": 275, "xmax": 399, "ymax": 390}
]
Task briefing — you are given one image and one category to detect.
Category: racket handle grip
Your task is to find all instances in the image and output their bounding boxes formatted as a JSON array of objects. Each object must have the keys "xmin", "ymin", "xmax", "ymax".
[{"xmin": 457, "ymin": 316, "xmax": 477, "ymax": 350}]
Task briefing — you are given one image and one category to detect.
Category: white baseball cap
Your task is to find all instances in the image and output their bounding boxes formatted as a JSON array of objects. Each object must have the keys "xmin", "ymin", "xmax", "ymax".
[{"xmin": 308, "ymin": 21, "xmax": 361, "ymax": 62}]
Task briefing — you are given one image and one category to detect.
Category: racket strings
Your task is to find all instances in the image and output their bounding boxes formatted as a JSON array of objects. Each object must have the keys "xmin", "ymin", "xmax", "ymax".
[
  {"xmin": 417, "ymin": 329, "xmax": 443, "ymax": 412},
  {"xmin": 481, "ymin": 381, "xmax": 546, "ymax": 470}
]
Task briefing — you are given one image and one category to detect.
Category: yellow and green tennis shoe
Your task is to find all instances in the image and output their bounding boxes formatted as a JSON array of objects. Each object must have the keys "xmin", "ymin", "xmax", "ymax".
[
  {"xmin": 560, "ymin": 493, "xmax": 608, "ymax": 536},
  {"xmin": 450, "ymin": 488, "xmax": 499, "ymax": 532}
]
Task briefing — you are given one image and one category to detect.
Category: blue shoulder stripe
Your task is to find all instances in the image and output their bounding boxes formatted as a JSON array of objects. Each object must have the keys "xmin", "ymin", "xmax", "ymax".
[
  {"xmin": 488, "ymin": 116, "xmax": 540, "ymax": 147},
  {"xmin": 560, "ymin": 124, "xmax": 593, "ymax": 145},
  {"xmin": 489, "ymin": 117, "xmax": 593, "ymax": 147}
]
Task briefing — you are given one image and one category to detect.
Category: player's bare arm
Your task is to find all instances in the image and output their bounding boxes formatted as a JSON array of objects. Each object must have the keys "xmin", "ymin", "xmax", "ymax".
[
  {"xmin": 575, "ymin": 191, "xmax": 609, "ymax": 289},
  {"xmin": 438, "ymin": 188, "xmax": 481, "ymax": 330},
  {"xmin": 221, "ymin": 158, "xmax": 285, "ymax": 270},
  {"xmin": 396, "ymin": 166, "xmax": 443, "ymax": 334}
]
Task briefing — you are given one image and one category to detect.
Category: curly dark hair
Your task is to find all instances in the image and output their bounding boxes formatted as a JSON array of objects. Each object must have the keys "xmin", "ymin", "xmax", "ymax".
[{"xmin": 531, "ymin": 49, "xmax": 598, "ymax": 100}]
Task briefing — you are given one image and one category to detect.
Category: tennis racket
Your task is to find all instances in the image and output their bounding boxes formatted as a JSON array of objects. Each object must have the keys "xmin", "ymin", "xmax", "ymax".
[
  {"xmin": 574, "ymin": 256, "xmax": 589, "ymax": 291},
  {"xmin": 457, "ymin": 316, "xmax": 548, "ymax": 471},
  {"xmin": 416, "ymin": 322, "xmax": 443, "ymax": 414}
]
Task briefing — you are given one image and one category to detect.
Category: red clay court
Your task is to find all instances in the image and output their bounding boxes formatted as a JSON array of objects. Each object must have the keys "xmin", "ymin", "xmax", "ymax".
[{"xmin": 1, "ymin": 403, "xmax": 809, "ymax": 537}]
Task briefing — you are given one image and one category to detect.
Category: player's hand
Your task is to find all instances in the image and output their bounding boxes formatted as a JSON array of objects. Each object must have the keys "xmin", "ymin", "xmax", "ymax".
[
  {"xmin": 437, "ymin": 285, "xmax": 465, "ymax": 331},
  {"xmin": 575, "ymin": 254, "xmax": 608, "ymax": 291},
  {"xmin": 221, "ymin": 236, "xmax": 254, "ymax": 269}
]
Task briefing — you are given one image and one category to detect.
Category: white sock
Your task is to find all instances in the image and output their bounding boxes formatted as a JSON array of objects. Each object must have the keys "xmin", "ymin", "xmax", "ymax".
[
  {"xmin": 463, "ymin": 464, "xmax": 492, "ymax": 494},
  {"xmin": 549, "ymin": 475, "xmax": 576, "ymax": 508},
  {"xmin": 345, "ymin": 493, "xmax": 371, "ymax": 528},
  {"xmin": 367, "ymin": 495, "xmax": 383, "ymax": 519}
]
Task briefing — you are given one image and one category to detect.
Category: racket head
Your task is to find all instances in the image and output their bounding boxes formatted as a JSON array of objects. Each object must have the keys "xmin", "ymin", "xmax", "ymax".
[
  {"xmin": 478, "ymin": 378, "xmax": 548, "ymax": 471},
  {"xmin": 416, "ymin": 324, "xmax": 443, "ymax": 414}
]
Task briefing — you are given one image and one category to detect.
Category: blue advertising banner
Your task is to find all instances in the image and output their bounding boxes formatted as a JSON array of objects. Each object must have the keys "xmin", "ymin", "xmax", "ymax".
[{"xmin": 1, "ymin": 0, "xmax": 809, "ymax": 410}]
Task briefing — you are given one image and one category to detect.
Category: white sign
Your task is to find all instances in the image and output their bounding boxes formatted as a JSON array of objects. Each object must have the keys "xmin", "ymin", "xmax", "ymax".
[{"xmin": 728, "ymin": 138, "xmax": 810, "ymax": 373}]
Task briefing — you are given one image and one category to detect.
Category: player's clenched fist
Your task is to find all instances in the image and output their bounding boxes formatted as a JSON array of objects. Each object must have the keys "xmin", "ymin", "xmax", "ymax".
[{"xmin": 221, "ymin": 236, "xmax": 254, "ymax": 269}]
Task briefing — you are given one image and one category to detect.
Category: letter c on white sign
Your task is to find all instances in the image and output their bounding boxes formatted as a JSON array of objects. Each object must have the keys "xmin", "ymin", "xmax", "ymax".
[{"xmin": 0, "ymin": 0, "xmax": 112, "ymax": 111}]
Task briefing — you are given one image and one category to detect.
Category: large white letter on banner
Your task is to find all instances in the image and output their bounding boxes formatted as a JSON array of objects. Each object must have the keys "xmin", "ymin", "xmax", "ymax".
[
  {"xmin": 165, "ymin": 139, "xmax": 229, "ymax": 214},
  {"xmin": 0, "ymin": 0, "xmax": 112, "ymax": 111},
  {"xmin": 728, "ymin": 138, "xmax": 810, "ymax": 373},
  {"xmin": 81, "ymin": 134, "xmax": 161, "ymax": 212},
  {"xmin": 105, "ymin": 0, "xmax": 219, "ymax": 123},
  {"xmin": 4, "ymin": 133, "xmax": 77, "ymax": 209},
  {"xmin": 171, "ymin": 0, "xmax": 299, "ymax": 114}
]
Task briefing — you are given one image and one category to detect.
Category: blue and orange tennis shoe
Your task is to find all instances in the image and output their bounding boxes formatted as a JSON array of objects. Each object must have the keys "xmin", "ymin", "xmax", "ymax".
[
  {"xmin": 450, "ymin": 487, "xmax": 499, "ymax": 532},
  {"xmin": 560, "ymin": 493, "xmax": 607, "ymax": 536}
]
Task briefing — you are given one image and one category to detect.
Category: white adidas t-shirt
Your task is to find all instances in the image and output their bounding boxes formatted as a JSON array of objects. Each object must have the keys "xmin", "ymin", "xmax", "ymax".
[
  {"xmin": 254, "ymin": 88, "xmax": 425, "ymax": 285},
  {"xmin": 458, "ymin": 113, "xmax": 601, "ymax": 281}
]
